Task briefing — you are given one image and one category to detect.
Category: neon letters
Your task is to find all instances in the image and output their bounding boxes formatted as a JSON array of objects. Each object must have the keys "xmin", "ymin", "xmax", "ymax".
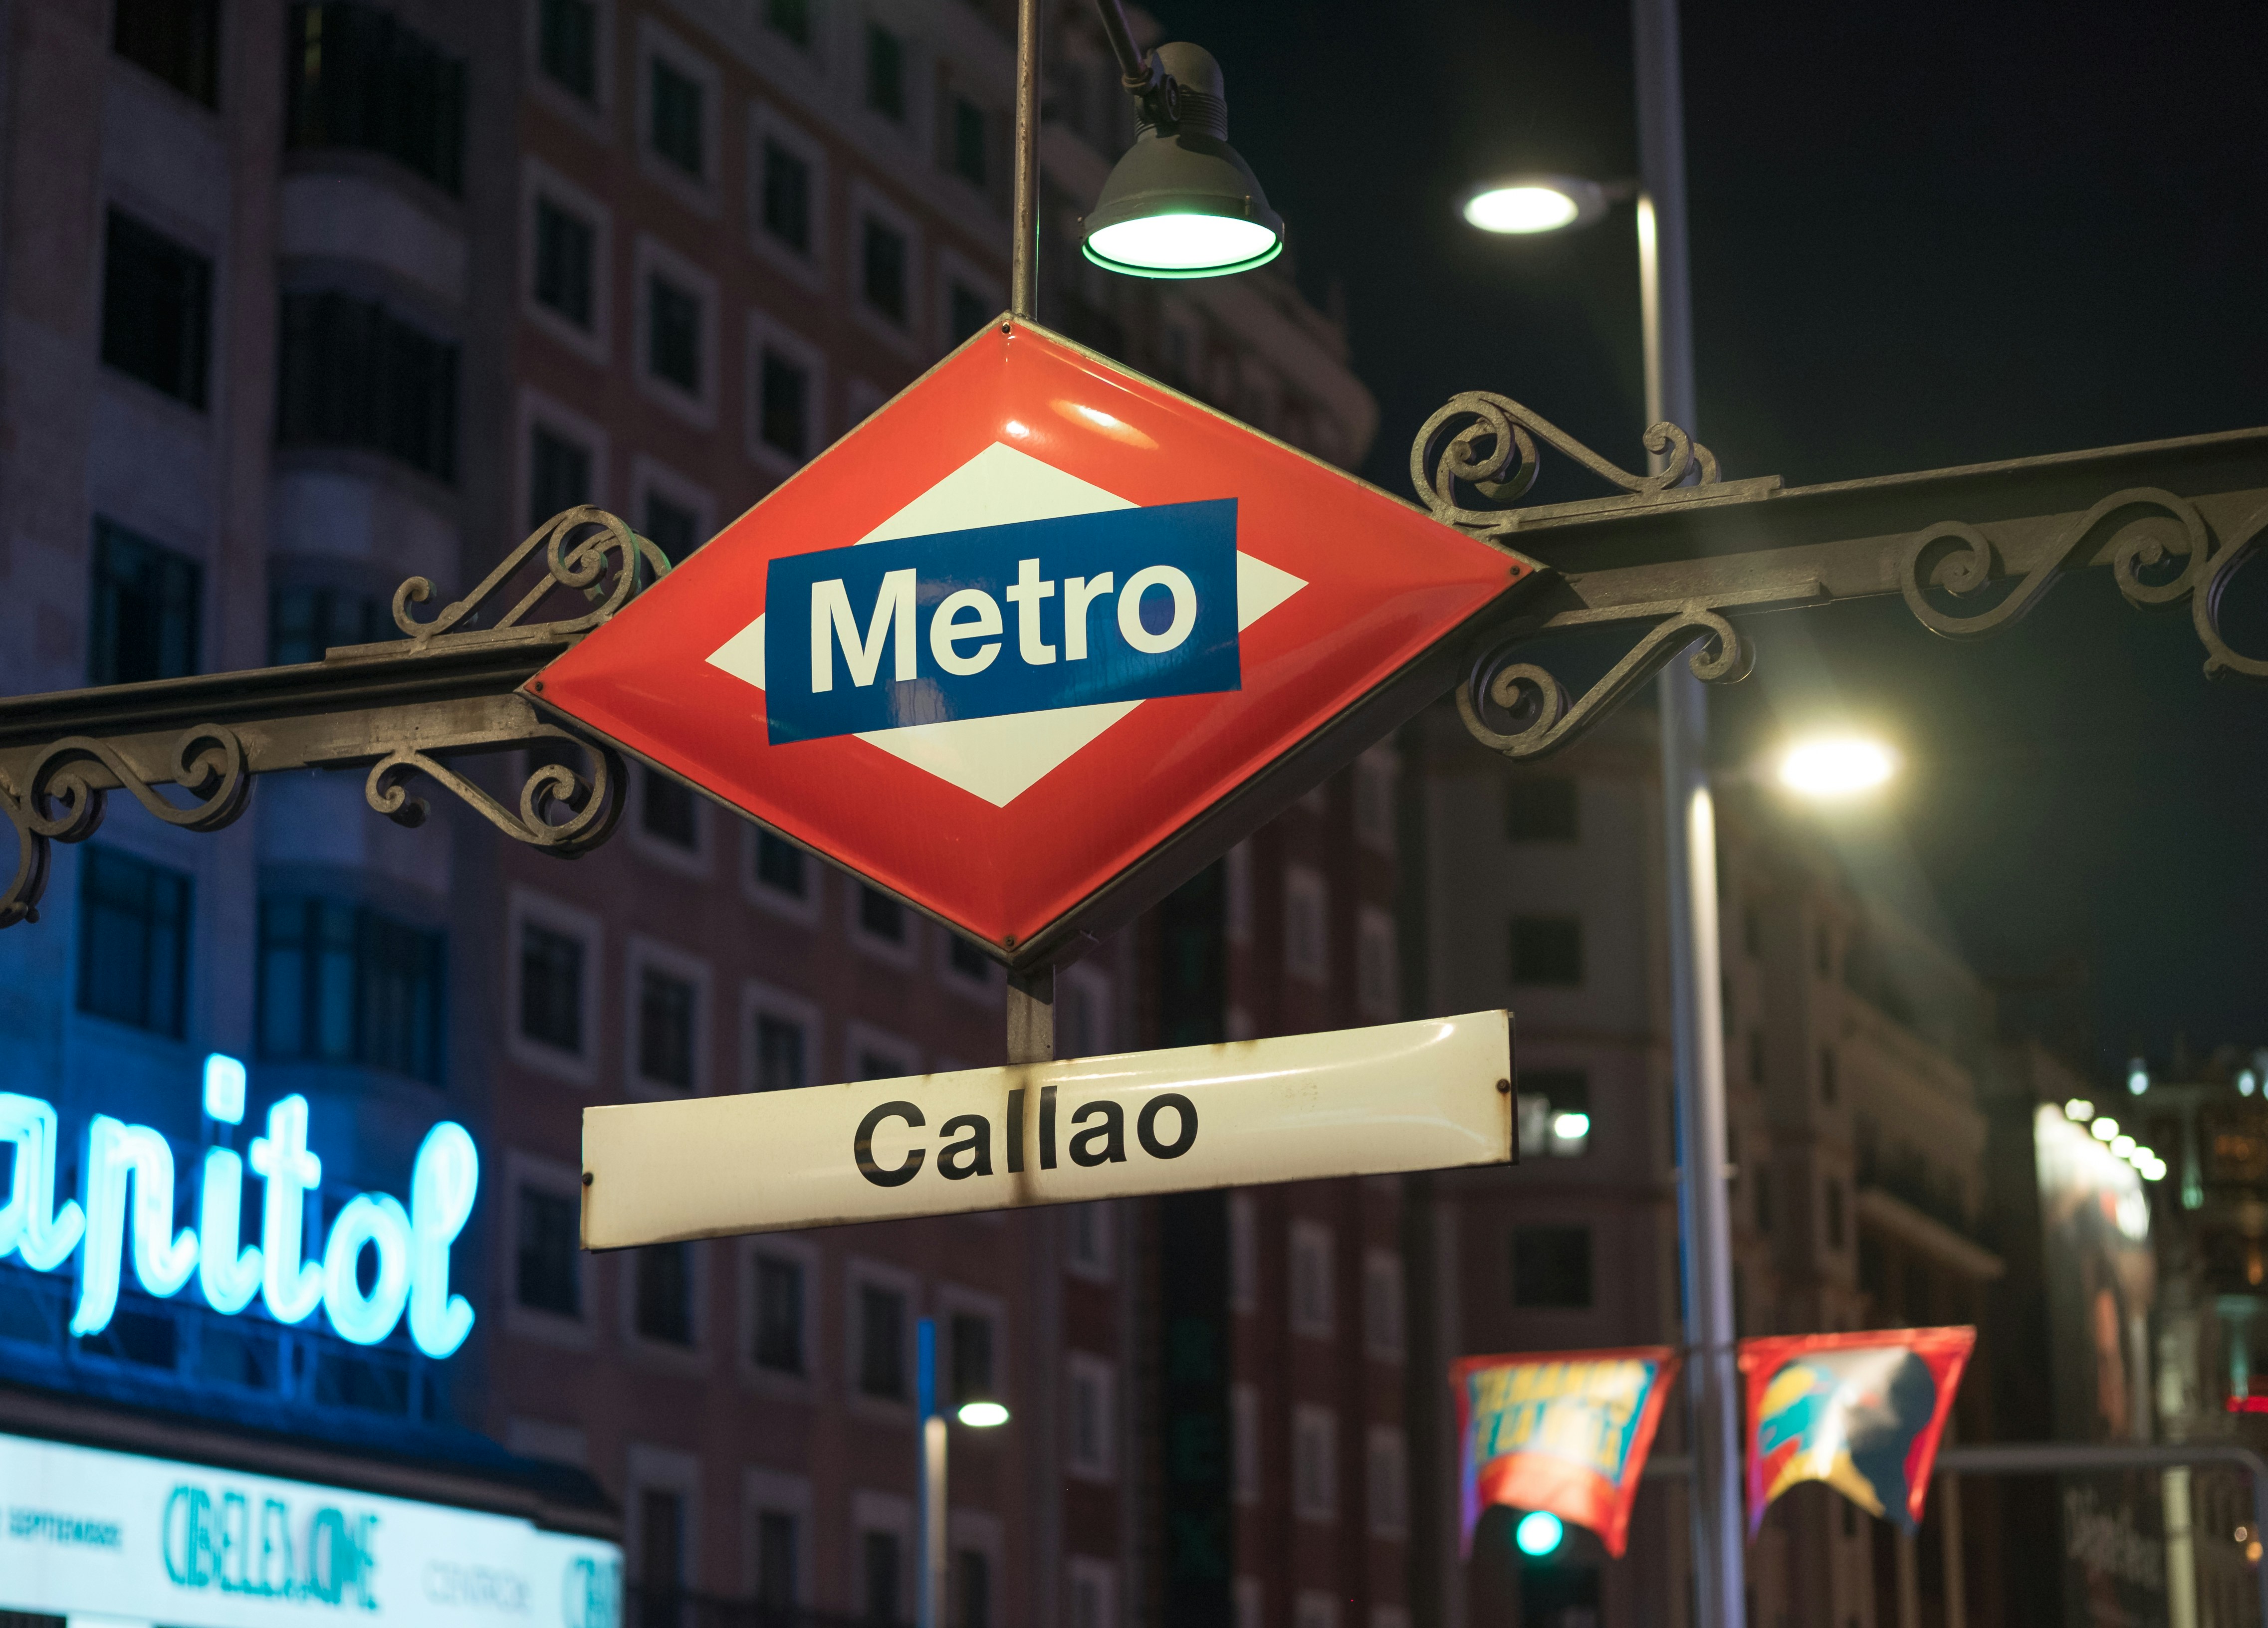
[{"xmin": 0, "ymin": 1054, "xmax": 476, "ymax": 1358}]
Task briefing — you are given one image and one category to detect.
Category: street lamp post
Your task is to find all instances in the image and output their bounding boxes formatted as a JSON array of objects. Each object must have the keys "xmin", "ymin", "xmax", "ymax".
[{"xmin": 916, "ymin": 1316, "xmax": 1008, "ymax": 1628}]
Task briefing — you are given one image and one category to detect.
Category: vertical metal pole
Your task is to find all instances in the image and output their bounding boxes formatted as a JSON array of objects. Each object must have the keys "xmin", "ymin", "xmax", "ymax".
[
  {"xmin": 1008, "ymin": 966, "xmax": 1055, "ymax": 1065},
  {"xmin": 919, "ymin": 1317, "xmax": 949, "ymax": 1628},
  {"xmin": 1633, "ymin": 0, "xmax": 1744, "ymax": 1623},
  {"xmin": 1010, "ymin": 0, "xmax": 1043, "ymax": 321}
]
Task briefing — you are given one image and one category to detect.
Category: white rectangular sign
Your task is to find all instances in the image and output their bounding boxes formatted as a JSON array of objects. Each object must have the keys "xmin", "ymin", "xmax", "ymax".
[{"xmin": 582, "ymin": 1011, "xmax": 1514, "ymax": 1247}]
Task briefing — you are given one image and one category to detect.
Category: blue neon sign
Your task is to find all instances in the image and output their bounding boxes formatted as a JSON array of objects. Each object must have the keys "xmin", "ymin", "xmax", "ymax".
[{"xmin": 0, "ymin": 1054, "xmax": 476, "ymax": 1359}]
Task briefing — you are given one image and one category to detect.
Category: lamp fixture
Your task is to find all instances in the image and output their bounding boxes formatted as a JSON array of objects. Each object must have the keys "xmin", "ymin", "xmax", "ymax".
[{"xmin": 1460, "ymin": 174, "xmax": 1612, "ymax": 236}]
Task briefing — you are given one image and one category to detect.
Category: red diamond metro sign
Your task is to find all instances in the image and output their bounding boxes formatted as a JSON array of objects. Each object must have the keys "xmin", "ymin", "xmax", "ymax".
[{"xmin": 529, "ymin": 321, "xmax": 1530, "ymax": 967}]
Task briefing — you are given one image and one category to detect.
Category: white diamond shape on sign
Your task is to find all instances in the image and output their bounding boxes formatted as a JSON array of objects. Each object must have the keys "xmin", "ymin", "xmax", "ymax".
[{"xmin": 705, "ymin": 442, "xmax": 1305, "ymax": 807}]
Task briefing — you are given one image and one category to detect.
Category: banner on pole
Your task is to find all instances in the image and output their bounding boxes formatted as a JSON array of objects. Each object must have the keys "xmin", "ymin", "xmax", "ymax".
[
  {"xmin": 1739, "ymin": 1326, "xmax": 1976, "ymax": 1536},
  {"xmin": 1450, "ymin": 1347, "xmax": 1680, "ymax": 1558}
]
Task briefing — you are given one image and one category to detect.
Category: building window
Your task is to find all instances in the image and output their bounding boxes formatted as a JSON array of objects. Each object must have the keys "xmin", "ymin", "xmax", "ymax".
[
  {"xmin": 862, "ymin": 219, "xmax": 908, "ymax": 326},
  {"xmin": 754, "ymin": 832, "xmax": 808, "ymax": 901},
  {"xmin": 519, "ymin": 920, "xmax": 586, "ymax": 1055},
  {"xmin": 865, "ymin": 24, "xmax": 905, "ymax": 121},
  {"xmin": 1363, "ymin": 1250, "xmax": 1405, "ymax": 1361},
  {"xmin": 766, "ymin": 0, "xmax": 811, "ymax": 48},
  {"xmin": 1366, "ymin": 1428, "xmax": 1408, "ymax": 1537},
  {"xmin": 951, "ymin": 1312, "xmax": 995, "ymax": 1405},
  {"xmin": 1067, "ymin": 1354, "xmax": 1116, "ymax": 1476},
  {"xmin": 1229, "ymin": 1194, "xmax": 1257, "ymax": 1313},
  {"xmin": 641, "ymin": 1488, "xmax": 685, "ymax": 1591},
  {"xmin": 635, "ymin": 1242, "xmax": 694, "ymax": 1346},
  {"xmin": 88, "ymin": 519, "xmax": 201, "ymax": 684},
  {"xmin": 753, "ymin": 1012, "xmax": 807, "ymax": 1094},
  {"xmin": 101, "ymin": 211, "xmax": 211, "ymax": 408},
  {"xmin": 949, "ymin": 98, "xmax": 986, "ymax": 187},
  {"xmin": 1292, "ymin": 1405, "xmax": 1338, "ymax": 1523},
  {"xmin": 858, "ymin": 886, "xmax": 907, "ymax": 945},
  {"xmin": 762, "ymin": 141, "xmax": 813, "ymax": 253},
  {"xmin": 269, "ymin": 584, "xmax": 390, "ymax": 664},
  {"xmin": 1356, "ymin": 907, "xmax": 1397, "ymax": 1020},
  {"xmin": 285, "ymin": 3, "xmax": 465, "ymax": 195},
  {"xmin": 756, "ymin": 1510, "xmax": 800, "ymax": 1608},
  {"xmin": 947, "ymin": 936, "xmax": 994, "ymax": 986},
  {"xmin": 1504, "ymin": 776, "xmax": 1577, "ymax": 842},
  {"xmin": 636, "ymin": 965, "xmax": 697, "ymax": 1091},
  {"xmin": 1066, "ymin": 1204, "xmax": 1113, "ymax": 1279},
  {"xmin": 1070, "ymin": 1560, "xmax": 1116, "ymax": 1628},
  {"xmin": 753, "ymin": 1251, "xmax": 806, "ymax": 1373},
  {"xmin": 1295, "ymin": 1595, "xmax": 1341, "ymax": 1628},
  {"xmin": 115, "ymin": 0, "xmax": 221, "ymax": 104},
  {"xmin": 277, "ymin": 291, "xmax": 458, "ymax": 482},
  {"xmin": 259, "ymin": 895, "xmax": 446, "ymax": 1082},
  {"xmin": 528, "ymin": 424, "xmax": 590, "ymax": 528},
  {"xmin": 1285, "ymin": 866, "xmax": 1329, "ymax": 984},
  {"xmin": 1289, "ymin": 1220, "xmax": 1334, "ymax": 1338},
  {"xmin": 957, "ymin": 1550, "xmax": 991, "ymax": 1628},
  {"xmin": 1512, "ymin": 1224, "xmax": 1592, "ymax": 1309},
  {"xmin": 1824, "ymin": 1178, "xmax": 1847, "ymax": 1250},
  {"xmin": 1354, "ymin": 750, "xmax": 1396, "ymax": 850},
  {"xmin": 640, "ymin": 767, "xmax": 699, "ymax": 850},
  {"xmin": 516, "ymin": 1187, "xmax": 581, "ymax": 1316},
  {"xmin": 650, "ymin": 56, "xmax": 704, "ymax": 176},
  {"xmin": 1509, "ymin": 915, "xmax": 1583, "ymax": 986},
  {"xmin": 861, "ymin": 1530, "xmax": 901, "ymax": 1627},
  {"xmin": 535, "ymin": 199, "xmax": 596, "ymax": 329},
  {"xmin": 538, "ymin": 0, "xmax": 597, "ymax": 101},
  {"xmin": 758, "ymin": 348, "xmax": 812, "ymax": 462},
  {"xmin": 1515, "ymin": 1068, "xmax": 1590, "ymax": 1159},
  {"xmin": 642, "ymin": 492, "xmax": 700, "ymax": 565},
  {"xmin": 858, "ymin": 1281, "xmax": 907, "ymax": 1400},
  {"xmin": 648, "ymin": 275, "xmax": 702, "ymax": 395},
  {"xmin": 1820, "ymin": 1046, "xmax": 1839, "ymax": 1105},
  {"xmin": 947, "ymin": 282, "xmax": 989, "ymax": 346},
  {"xmin": 76, "ymin": 845, "xmax": 191, "ymax": 1037}
]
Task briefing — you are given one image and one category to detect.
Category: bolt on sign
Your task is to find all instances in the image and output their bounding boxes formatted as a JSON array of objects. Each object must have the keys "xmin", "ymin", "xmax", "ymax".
[
  {"xmin": 581, "ymin": 1014, "xmax": 1513, "ymax": 1245},
  {"xmin": 528, "ymin": 319, "xmax": 1529, "ymax": 969}
]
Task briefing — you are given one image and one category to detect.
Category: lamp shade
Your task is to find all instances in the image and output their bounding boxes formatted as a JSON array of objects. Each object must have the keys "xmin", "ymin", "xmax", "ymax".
[{"xmin": 1081, "ymin": 43, "xmax": 1284, "ymax": 279}]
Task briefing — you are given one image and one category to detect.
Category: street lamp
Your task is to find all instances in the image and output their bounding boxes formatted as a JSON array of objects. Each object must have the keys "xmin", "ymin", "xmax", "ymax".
[
  {"xmin": 916, "ymin": 1318, "xmax": 1011, "ymax": 1628},
  {"xmin": 1777, "ymin": 736, "xmax": 1899, "ymax": 799},
  {"xmin": 1078, "ymin": 5, "xmax": 1284, "ymax": 279},
  {"xmin": 1460, "ymin": 175, "xmax": 1612, "ymax": 236}
]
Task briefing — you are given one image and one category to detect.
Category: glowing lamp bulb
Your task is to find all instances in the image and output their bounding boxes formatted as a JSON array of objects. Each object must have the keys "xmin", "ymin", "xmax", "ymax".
[
  {"xmin": 1778, "ymin": 737, "xmax": 1897, "ymax": 799},
  {"xmin": 1552, "ymin": 1112, "xmax": 1591, "ymax": 1140},
  {"xmin": 2092, "ymin": 1118, "xmax": 2118, "ymax": 1142},
  {"xmin": 2241, "ymin": 1071, "xmax": 2259, "ymax": 1098},
  {"xmin": 1085, "ymin": 214, "xmax": 1280, "ymax": 275},
  {"xmin": 957, "ymin": 1401, "xmax": 1010, "ymax": 1428},
  {"xmin": 1464, "ymin": 185, "xmax": 1581, "ymax": 234},
  {"xmin": 1514, "ymin": 1510, "xmax": 1566, "ymax": 1557},
  {"xmin": 2112, "ymin": 1135, "xmax": 2136, "ymax": 1158}
]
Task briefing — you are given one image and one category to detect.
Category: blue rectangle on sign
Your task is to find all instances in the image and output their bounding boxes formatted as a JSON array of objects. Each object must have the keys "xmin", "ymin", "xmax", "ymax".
[{"xmin": 765, "ymin": 499, "xmax": 1241, "ymax": 744}]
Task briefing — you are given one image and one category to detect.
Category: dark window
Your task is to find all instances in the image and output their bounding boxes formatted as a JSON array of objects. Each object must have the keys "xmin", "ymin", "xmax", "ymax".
[
  {"xmin": 650, "ymin": 57, "xmax": 704, "ymax": 177},
  {"xmin": 762, "ymin": 141, "xmax": 812, "ymax": 252},
  {"xmin": 77, "ymin": 1304, "xmax": 180, "ymax": 1369},
  {"xmin": 1819, "ymin": 1046, "xmax": 1838, "ymax": 1105},
  {"xmin": 643, "ymin": 493, "xmax": 700, "ymax": 565},
  {"xmin": 519, "ymin": 921, "xmax": 585, "ymax": 1053},
  {"xmin": 948, "ymin": 283, "xmax": 989, "ymax": 347},
  {"xmin": 114, "ymin": 0, "xmax": 220, "ymax": 105},
  {"xmin": 755, "ymin": 832, "xmax": 808, "ymax": 898},
  {"xmin": 88, "ymin": 518, "xmax": 201, "ymax": 684},
  {"xmin": 516, "ymin": 1187, "xmax": 581, "ymax": 1316},
  {"xmin": 258, "ymin": 895, "xmax": 446, "ymax": 1082},
  {"xmin": 538, "ymin": 0, "xmax": 597, "ymax": 101},
  {"xmin": 1754, "ymin": 1166, "xmax": 1775, "ymax": 1234},
  {"xmin": 528, "ymin": 425, "xmax": 590, "ymax": 529},
  {"xmin": 759, "ymin": 349, "xmax": 810, "ymax": 459},
  {"xmin": 862, "ymin": 1530, "xmax": 902, "ymax": 1627},
  {"xmin": 1824, "ymin": 1178, "xmax": 1846, "ymax": 1250},
  {"xmin": 1519, "ymin": 1068, "xmax": 1588, "ymax": 1115},
  {"xmin": 534, "ymin": 199, "xmax": 595, "ymax": 329},
  {"xmin": 1748, "ymin": 1028, "xmax": 1767, "ymax": 1086},
  {"xmin": 757, "ymin": 1511, "xmax": 800, "ymax": 1608},
  {"xmin": 947, "ymin": 937, "xmax": 991, "ymax": 982},
  {"xmin": 635, "ymin": 1242, "xmax": 693, "ymax": 1345},
  {"xmin": 1504, "ymin": 777, "xmax": 1577, "ymax": 842},
  {"xmin": 641, "ymin": 1488, "xmax": 685, "ymax": 1589},
  {"xmin": 1509, "ymin": 915, "xmax": 1582, "ymax": 986},
  {"xmin": 865, "ymin": 24, "xmax": 905, "ymax": 120},
  {"xmin": 858, "ymin": 1282, "xmax": 906, "ymax": 1398},
  {"xmin": 766, "ymin": 0, "xmax": 812, "ymax": 48},
  {"xmin": 1511, "ymin": 1225, "xmax": 1592, "ymax": 1309},
  {"xmin": 285, "ymin": 3, "xmax": 466, "ymax": 195},
  {"xmin": 277, "ymin": 291, "xmax": 458, "ymax": 481},
  {"xmin": 637, "ymin": 965, "xmax": 696, "ymax": 1090},
  {"xmin": 862, "ymin": 219, "xmax": 908, "ymax": 326},
  {"xmin": 101, "ymin": 210, "xmax": 211, "ymax": 407},
  {"xmin": 950, "ymin": 97, "xmax": 986, "ymax": 187},
  {"xmin": 753, "ymin": 1251, "xmax": 805, "ymax": 1372},
  {"xmin": 858, "ymin": 1051, "xmax": 905, "ymax": 1083},
  {"xmin": 859, "ymin": 886, "xmax": 907, "ymax": 943},
  {"xmin": 641, "ymin": 765, "xmax": 699, "ymax": 848},
  {"xmin": 648, "ymin": 275, "xmax": 701, "ymax": 394},
  {"xmin": 958, "ymin": 1550, "xmax": 991, "ymax": 1628},
  {"xmin": 950, "ymin": 1312, "xmax": 993, "ymax": 1404},
  {"xmin": 755, "ymin": 1014, "xmax": 806, "ymax": 1093},
  {"xmin": 269, "ymin": 584, "xmax": 391, "ymax": 664},
  {"xmin": 76, "ymin": 845, "xmax": 191, "ymax": 1036}
]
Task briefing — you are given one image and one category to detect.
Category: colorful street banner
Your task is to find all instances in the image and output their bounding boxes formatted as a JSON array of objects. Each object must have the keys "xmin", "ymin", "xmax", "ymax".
[
  {"xmin": 1739, "ymin": 1326, "xmax": 1976, "ymax": 1536},
  {"xmin": 1451, "ymin": 1346, "xmax": 1681, "ymax": 1558}
]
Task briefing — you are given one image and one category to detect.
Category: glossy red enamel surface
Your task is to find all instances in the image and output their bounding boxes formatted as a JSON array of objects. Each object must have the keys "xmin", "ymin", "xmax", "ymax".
[{"xmin": 531, "ymin": 324, "xmax": 1527, "ymax": 950}]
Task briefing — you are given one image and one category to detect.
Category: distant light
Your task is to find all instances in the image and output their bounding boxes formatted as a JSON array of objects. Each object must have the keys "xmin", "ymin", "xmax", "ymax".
[
  {"xmin": 957, "ymin": 1401, "xmax": 1010, "ymax": 1428},
  {"xmin": 1777, "ymin": 737, "xmax": 1897, "ymax": 799},
  {"xmin": 2142, "ymin": 1159, "xmax": 2167, "ymax": 1182},
  {"xmin": 1514, "ymin": 1510, "xmax": 1566, "ymax": 1557},
  {"xmin": 2242, "ymin": 1071, "xmax": 2259, "ymax": 1098},
  {"xmin": 2112, "ymin": 1135, "xmax": 2136, "ymax": 1158},
  {"xmin": 2092, "ymin": 1118, "xmax": 2118, "ymax": 1142},
  {"xmin": 2127, "ymin": 1059, "xmax": 2149, "ymax": 1096},
  {"xmin": 1087, "ymin": 214, "xmax": 1281, "ymax": 275},
  {"xmin": 1552, "ymin": 1112, "xmax": 1591, "ymax": 1141},
  {"xmin": 1465, "ymin": 185, "xmax": 1581, "ymax": 234},
  {"xmin": 2065, "ymin": 1098, "xmax": 2095, "ymax": 1122},
  {"xmin": 203, "ymin": 1053, "xmax": 246, "ymax": 1125}
]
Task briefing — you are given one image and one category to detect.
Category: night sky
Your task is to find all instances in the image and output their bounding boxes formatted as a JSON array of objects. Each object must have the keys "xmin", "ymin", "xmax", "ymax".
[{"xmin": 1154, "ymin": 0, "xmax": 2268, "ymax": 1077}]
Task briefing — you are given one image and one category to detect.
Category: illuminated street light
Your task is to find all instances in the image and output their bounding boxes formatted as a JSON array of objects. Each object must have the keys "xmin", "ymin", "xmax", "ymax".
[
  {"xmin": 1553, "ymin": 1111, "xmax": 1592, "ymax": 1141},
  {"xmin": 2242, "ymin": 1070, "xmax": 2259, "ymax": 1097},
  {"xmin": 1778, "ymin": 737, "xmax": 1898, "ymax": 799},
  {"xmin": 2127, "ymin": 1058, "xmax": 2150, "ymax": 1095},
  {"xmin": 2092, "ymin": 1117, "xmax": 2118, "ymax": 1142},
  {"xmin": 956, "ymin": 1400, "xmax": 1010, "ymax": 1428},
  {"xmin": 1514, "ymin": 1510, "xmax": 1566, "ymax": 1557},
  {"xmin": 2112, "ymin": 1135, "xmax": 2137, "ymax": 1158},
  {"xmin": 1461, "ymin": 175, "xmax": 1610, "ymax": 235}
]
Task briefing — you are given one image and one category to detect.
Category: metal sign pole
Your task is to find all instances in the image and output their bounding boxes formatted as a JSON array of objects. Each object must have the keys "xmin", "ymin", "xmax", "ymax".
[{"xmin": 1010, "ymin": 0, "xmax": 1042, "ymax": 321}]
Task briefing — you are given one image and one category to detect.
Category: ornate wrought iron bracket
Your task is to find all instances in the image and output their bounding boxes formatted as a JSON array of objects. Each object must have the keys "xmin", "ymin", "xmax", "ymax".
[{"xmin": 0, "ymin": 507, "xmax": 661, "ymax": 927}]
